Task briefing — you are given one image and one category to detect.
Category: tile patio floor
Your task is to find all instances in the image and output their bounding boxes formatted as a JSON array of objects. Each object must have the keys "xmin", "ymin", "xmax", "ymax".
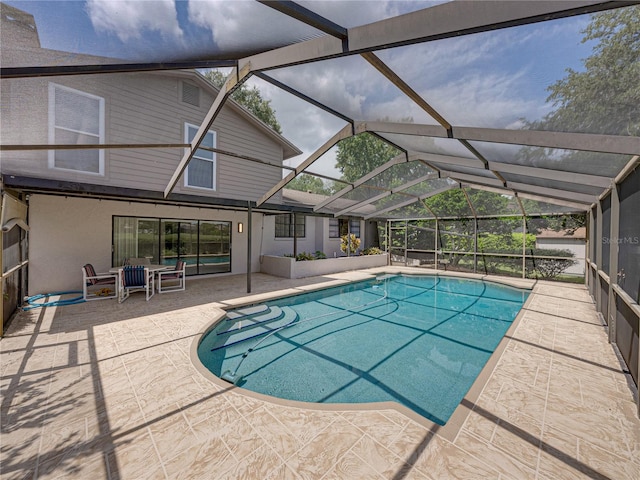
[{"xmin": 1, "ymin": 268, "xmax": 638, "ymax": 479}]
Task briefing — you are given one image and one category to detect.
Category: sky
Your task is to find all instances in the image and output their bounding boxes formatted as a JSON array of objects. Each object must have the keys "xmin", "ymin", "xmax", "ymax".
[{"xmin": 5, "ymin": 0, "xmax": 597, "ymax": 178}]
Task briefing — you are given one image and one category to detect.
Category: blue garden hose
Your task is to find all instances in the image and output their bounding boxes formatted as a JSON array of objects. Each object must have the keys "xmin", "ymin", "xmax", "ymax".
[{"xmin": 23, "ymin": 291, "xmax": 85, "ymax": 310}]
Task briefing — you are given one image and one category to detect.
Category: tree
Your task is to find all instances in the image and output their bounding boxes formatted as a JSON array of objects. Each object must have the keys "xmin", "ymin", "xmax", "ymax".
[
  {"xmin": 203, "ymin": 70, "xmax": 282, "ymax": 134},
  {"xmin": 335, "ymin": 132, "xmax": 400, "ymax": 184},
  {"xmin": 287, "ymin": 173, "xmax": 332, "ymax": 195},
  {"xmin": 535, "ymin": 5, "xmax": 639, "ymax": 136}
]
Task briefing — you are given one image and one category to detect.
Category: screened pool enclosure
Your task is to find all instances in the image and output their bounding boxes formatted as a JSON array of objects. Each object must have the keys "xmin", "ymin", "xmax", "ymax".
[{"xmin": 1, "ymin": 1, "xmax": 639, "ymax": 404}]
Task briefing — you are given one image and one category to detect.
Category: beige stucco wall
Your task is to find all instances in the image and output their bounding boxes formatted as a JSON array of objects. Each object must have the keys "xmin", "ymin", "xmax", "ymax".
[
  {"xmin": 536, "ymin": 237, "xmax": 586, "ymax": 275},
  {"xmin": 27, "ymin": 194, "xmax": 260, "ymax": 295}
]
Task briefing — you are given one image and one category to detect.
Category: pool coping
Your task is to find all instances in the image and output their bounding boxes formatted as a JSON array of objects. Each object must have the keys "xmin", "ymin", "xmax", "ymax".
[{"xmin": 189, "ymin": 267, "xmax": 536, "ymax": 442}]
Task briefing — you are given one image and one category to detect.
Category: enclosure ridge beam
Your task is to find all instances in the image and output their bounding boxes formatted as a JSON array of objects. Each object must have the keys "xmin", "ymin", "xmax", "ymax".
[
  {"xmin": 363, "ymin": 121, "xmax": 640, "ymax": 157},
  {"xmin": 506, "ymin": 182, "xmax": 598, "ymax": 205},
  {"xmin": 313, "ymin": 153, "xmax": 406, "ymax": 211},
  {"xmin": 453, "ymin": 126, "xmax": 640, "ymax": 156},
  {"xmin": 459, "ymin": 182, "xmax": 590, "ymax": 211},
  {"xmin": 487, "ymin": 161, "xmax": 613, "ymax": 188},
  {"xmin": 241, "ymin": 1, "xmax": 620, "ymax": 72},
  {"xmin": 515, "ymin": 192, "xmax": 591, "ymax": 211},
  {"xmin": 164, "ymin": 66, "xmax": 250, "ymax": 197},
  {"xmin": 355, "ymin": 121, "xmax": 448, "ymax": 139},
  {"xmin": 257, "ymin": 124, "xmax": 353, "ymax": 207}
]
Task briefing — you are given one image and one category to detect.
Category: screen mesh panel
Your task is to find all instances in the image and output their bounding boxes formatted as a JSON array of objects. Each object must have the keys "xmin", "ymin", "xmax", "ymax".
[
  {"xmin": 618, "ymin": 168, "xmax": 640, "ymax": 303},
  {"xmin": 601, "ymin": 194, "xmax": 611, "ymax": 276}
]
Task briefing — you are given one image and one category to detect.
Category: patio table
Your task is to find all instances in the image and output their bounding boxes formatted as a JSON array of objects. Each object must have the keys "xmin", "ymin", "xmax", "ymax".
[{"xmin": 110, "ymin": 265, "xmax": 172, "ymax": 292}]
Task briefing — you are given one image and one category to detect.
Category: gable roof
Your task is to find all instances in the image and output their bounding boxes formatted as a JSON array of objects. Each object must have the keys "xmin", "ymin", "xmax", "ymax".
[{"xmin": 0, "ymin": 9, "xmax": 302, "ymax": 161}]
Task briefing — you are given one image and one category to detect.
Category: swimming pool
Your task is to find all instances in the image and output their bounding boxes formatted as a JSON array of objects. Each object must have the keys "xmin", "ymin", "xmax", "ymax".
[{"xmin": 197, "ymin": 274, "xmax": 529, "ymax": 425}]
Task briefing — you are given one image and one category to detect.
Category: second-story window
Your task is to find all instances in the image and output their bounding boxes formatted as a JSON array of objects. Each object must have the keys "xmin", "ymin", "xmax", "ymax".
[
  {"xmin": 184, "ymin": 123, "xmax": 216, "ymax": 190},
  {"xmin": 48, "ymin": 83, "xmax": 104, "ymax": 174}
]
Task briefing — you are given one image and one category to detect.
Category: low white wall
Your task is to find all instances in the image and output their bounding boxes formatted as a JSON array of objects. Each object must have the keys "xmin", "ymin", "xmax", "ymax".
[{"xmin": 260, "ymin": 254, "xmax": 388, "ymax": 279}]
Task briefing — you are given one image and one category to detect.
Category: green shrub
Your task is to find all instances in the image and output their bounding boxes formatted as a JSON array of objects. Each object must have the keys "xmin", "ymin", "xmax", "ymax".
[
  {"xmin": 295, "ymin": 251, "xmax": 315, "ymax": 261},
  {"xmin": 362, "ymin": 247, "xmax": 383, "ymax": 255},
  {"xmin": 526, "ymin": 249, "xmax": 577, "ymax": 279}
]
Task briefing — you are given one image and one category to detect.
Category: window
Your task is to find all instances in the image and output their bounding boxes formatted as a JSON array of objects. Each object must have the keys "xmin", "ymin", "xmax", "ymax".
[
  {"xmin": 48, "ymin": 83, "xmax": 104, "ymax": 174},
  {"xmin": 329, "ymin": 218, "xmax": 360, "ymax": 238},
  {"xmin": 275, "ymin": 214, "xmax": 305, "ymax": 238},
  {"xmin": 184, "ymin": 123, "xmax": 216, "ymax": 190}
]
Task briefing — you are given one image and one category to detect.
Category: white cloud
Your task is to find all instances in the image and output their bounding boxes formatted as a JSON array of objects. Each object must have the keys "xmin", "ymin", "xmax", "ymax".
[
  {"xmin": 187, "ymin": 0, "xmax": 321, "ymax": 52},
  {"xmin": 86, "ymin": 0, "xmax": 183, "ymax": 42}
]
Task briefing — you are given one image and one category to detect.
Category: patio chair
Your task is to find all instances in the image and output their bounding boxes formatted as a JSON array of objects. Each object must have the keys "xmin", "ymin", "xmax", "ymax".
[
  {"xmin": 82, "ymin": 264, "xmax": 118, "ymax": 301},
  {"xmin": 118, "ymin": 265, "xmax": 154, "ymax": 303},
  {"xmin": 158, "ymin": 260, "xmax": 186, "ymax": 293}
]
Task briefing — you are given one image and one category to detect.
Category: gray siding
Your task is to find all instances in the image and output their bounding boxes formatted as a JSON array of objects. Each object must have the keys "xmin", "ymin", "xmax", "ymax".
[{"xmin": 1, "ymin": 71, "xmax": 285, "ymax": 203}]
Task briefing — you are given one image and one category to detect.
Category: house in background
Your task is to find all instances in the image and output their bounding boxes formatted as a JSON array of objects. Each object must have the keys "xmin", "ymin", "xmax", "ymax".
[
  {"xmin": 535, "ymin": 227, "xmax": 587, "ymax": 275},
  {"xmin": 2, "ymin": 3, "xmax": 376, "ymax": 296}
]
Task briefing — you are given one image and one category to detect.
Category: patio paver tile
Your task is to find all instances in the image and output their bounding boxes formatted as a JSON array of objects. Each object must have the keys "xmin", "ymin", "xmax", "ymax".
[{"xmin": 1, "ymin": 270, "xmax": 638, "ymax": 479}]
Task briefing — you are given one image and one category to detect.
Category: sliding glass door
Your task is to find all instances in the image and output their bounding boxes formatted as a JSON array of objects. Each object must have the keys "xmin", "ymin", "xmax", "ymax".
[
  {"xmin": 199, "ymin": 221, "xmax": 231, "ymax": 274},
  {"xmin": 113, "ymin": 216, "xmax": 231, "ymax": 275}
]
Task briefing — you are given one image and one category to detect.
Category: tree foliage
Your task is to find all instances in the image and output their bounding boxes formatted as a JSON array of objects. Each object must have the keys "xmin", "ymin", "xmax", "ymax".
[
  {"xmin": 286, "ymin": 173, "xmax": 332, "ymax": 195},
  {"xmin": 535, "ymin": 5, "xmax": 639, "ymax": 136},
  {"xmin": 335, "ymin": 133, "xmax": 401, "ymax": 184},
  {"xmin": 203, "ymin": 70, "xmax": 282, "ymax": 134}
]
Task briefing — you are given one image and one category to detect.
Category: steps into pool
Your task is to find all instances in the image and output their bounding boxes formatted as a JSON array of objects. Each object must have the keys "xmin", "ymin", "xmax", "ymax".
[{"xmin": 211, "ymin": 305, "xmax": 298, "ymax": 351}]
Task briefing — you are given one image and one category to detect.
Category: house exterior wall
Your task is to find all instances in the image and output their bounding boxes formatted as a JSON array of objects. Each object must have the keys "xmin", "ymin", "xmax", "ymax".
[
  {"xmin": 260, "ymin": 214, "xmax": 318, "ymax": 257},
  {"xmin": 536, "ymin": 237, "xmax": 586, "ymax": 275},
  {"xmin": 0, "ymin": 72, "xmax": 284, "ymax": 203},
  {"xmin": 27, "ymin": 194, "xmax": 263, "ymax": 295},
  {"xmin": 260, "ymin": 216, "xmax": 367, "ymax": 259}
]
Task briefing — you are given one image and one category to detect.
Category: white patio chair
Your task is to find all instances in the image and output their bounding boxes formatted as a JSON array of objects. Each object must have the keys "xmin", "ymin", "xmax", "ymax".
[{"xmin": 158, "ymin": 260, "xmax": 186, "ymax": 293}]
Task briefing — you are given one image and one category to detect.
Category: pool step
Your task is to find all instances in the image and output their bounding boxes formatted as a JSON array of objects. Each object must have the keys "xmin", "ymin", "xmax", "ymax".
[
  {"xmin": 217, "ymin": 305, "xmax": 285, "ymax": 336},
  {"xmin": 211, "ymin": 306, "xmax": 298, "ymax": 351},
  {"xmin": 225, "ymin": 304, "xmax": 269, "ymax": 321}
]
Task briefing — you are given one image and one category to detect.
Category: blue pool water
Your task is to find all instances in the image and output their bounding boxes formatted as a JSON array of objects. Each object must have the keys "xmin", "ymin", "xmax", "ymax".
[{"xmin": 197, "ymin": 274, "xmax": 529, "ymax": 425}]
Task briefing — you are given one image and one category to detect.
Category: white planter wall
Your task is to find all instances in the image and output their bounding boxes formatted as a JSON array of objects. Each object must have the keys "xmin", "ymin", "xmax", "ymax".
[{"xmin": 260, "ymin": 254, "xmax": 388, "ymax": 279}]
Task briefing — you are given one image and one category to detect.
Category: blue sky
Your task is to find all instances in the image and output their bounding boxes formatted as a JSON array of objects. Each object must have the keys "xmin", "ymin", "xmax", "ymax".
[{"xmin": 6, "ymin": 0, "xmax": 597, "ymax": 176}]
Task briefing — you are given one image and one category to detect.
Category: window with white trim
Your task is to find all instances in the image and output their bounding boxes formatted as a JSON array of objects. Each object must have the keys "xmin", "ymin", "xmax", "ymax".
[
  {"xmin": 184, "ymin": 123, "xmax": 216, "ymax": 190},
  {"xmin": 48, "ymin": 83, "xmax": 104, "ymax": 174}
]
